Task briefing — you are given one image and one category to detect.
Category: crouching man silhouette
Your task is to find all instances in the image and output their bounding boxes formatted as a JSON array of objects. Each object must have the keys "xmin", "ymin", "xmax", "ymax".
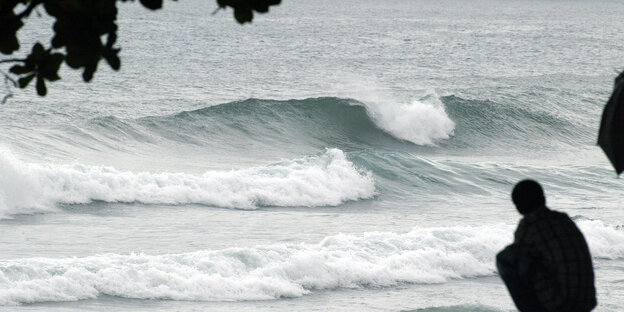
[{"xmin": 497, "ymin": 180, "xmax": 596, "ymax": 312}]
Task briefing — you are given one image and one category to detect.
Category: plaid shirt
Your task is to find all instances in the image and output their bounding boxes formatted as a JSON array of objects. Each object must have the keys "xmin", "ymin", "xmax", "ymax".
[{"xmin": 514, "ymin": 206, "xmax": 597, "ymax": 312}]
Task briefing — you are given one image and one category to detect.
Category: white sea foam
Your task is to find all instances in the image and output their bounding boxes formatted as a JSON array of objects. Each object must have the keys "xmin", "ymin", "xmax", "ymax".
[
  {"xmin": 361, "ymin": 91, "xmax": 455, "ymax": 145},
  {"xmin": 329, "ymin": 76, "xmax": 455, "ymax": 145},
  {"xmin": 0, "ymin": 148, "xmax": 375, "ymax": 217},
  {"xmin": 577, "ymin": 219, "xmax": 624, "ymax": 259},
  {"xmin": 1, "ymin": 220, "xmax": 620, "ymax": 305},
  {"xmin": 0, "ymin": 224, "xmax": 509, "ymax": 305}
]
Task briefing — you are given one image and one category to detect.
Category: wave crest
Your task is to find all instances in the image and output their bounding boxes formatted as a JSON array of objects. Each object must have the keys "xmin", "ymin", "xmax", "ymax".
[
  {"xmin": 69, "ymin": 96, "xmax": 454, "ymax": 156},
  {"xmin": 0, "ymin": 224, "xmax": 508, "ymax": 305},
  {"xmin": 361, "ymin": 91, "xmax": 455, "ymax": 145},
  {"xmin": 0, "ymin": 148, "xmax": 375, "ymax": 217},
  {"xmin": 1, "ymin": 219, "xmax": 620, "ymax": 305}
]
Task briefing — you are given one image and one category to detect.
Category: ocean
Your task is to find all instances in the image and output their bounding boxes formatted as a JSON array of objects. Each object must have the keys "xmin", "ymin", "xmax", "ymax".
[{"xmin": 1, "ymin": 0, "xmax": 623, "ymax": 311}]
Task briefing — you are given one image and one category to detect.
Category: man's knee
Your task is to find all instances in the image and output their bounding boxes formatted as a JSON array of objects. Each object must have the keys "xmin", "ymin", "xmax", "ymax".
[{"xmin": 497, "ymin": 245, "xmax": 517, "ymax": 274}]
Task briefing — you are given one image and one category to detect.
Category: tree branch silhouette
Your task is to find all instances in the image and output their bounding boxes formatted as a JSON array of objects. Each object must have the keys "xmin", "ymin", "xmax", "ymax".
[{"xmin": 0, "ymin": 0, "xmax": 281, "ymax": 99}]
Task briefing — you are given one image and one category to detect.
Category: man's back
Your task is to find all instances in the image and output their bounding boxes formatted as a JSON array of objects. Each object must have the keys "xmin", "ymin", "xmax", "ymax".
[{"xmin": 514, "ymin": 206, "xmax": 596, "ymax": 312}]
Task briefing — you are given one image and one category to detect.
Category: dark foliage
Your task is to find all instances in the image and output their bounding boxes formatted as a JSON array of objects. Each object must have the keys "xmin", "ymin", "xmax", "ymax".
[{"xmin": 0, "ymin": 0, "xmax": 281, "ymax": 99}]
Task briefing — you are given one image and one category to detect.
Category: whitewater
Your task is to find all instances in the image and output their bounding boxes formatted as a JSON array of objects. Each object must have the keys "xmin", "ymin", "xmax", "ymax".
[
  {"xmin": 1, "ymin": 0, "xmax": 624, "ymax": 311},
  {"xmin": 1, "ymin": 220, "xmax": 622, "ymax": 306},
  {"xmin": 0, "ymin": 148, "xmax": 375, "ymax": 215}
]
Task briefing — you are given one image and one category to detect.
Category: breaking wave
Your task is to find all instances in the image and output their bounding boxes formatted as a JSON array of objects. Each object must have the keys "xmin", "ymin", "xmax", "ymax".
[
  {"xmin": 0, "ymin": 148, "xmax": 375, "ymax": 217},
  {"xmin": 71, "ymin": 94, "xmax": 584, "ymax": 155},
  {"xmin": 0, "ymin": 220, "xmax": 620, "ymax": 305},
  {"xmin": 147, "ymin": 95, "xmax": 454, "ymax": 146},
  {"xmin": 13, "ymin": 94, "xmax": 590, "ymax": 162},
  {"xmin": 51, "ymin": 96, "xmax": 454, "ymax": 157}
]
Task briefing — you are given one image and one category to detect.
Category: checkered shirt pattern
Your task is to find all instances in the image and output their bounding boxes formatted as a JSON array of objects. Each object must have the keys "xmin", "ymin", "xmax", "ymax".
[{"xmin": 514, "ymin": 206, "xmax": 597, "ymax": 312}]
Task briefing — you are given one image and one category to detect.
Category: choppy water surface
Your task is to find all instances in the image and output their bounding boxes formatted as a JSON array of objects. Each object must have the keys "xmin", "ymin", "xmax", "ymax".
[{"xmin": 1, "ymin": 0, "xmax": 624, "ymax": 311}]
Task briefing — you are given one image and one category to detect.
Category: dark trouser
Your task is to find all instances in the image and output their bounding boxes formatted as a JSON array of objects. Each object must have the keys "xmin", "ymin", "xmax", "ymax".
[{"xmin": 497, "ymin": 245, "xmax": 548, "ymax": 312}]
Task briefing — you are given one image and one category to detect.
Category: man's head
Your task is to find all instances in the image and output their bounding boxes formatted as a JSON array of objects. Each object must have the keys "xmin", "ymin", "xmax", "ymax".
[{"xmin": 511, "ymin": 179, "xmax": 545, "ymax": 215}]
